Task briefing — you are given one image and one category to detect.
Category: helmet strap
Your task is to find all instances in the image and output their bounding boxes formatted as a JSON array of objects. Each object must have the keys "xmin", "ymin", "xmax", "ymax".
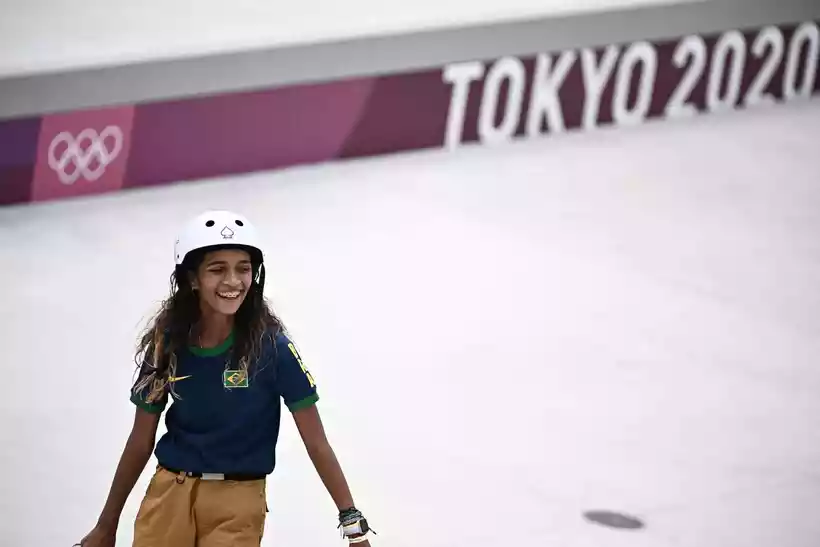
[{"xmin": 256, "ymin": 263, "xmax": 266, "ymax": 292}]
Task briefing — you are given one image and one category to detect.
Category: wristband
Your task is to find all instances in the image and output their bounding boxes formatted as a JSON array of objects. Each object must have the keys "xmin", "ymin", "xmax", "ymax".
[{"xmin": 338, "ymin": 507, "xmax": 376, "ymax": 542}]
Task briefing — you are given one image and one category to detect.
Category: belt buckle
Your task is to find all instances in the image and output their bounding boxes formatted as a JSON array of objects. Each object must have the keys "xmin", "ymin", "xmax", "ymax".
[{"xmin": 201, "ymin": 472, "xmax": 225, "ymax": 481}]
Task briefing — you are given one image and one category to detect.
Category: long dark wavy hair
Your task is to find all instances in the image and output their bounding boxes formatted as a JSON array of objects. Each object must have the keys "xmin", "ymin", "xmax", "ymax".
[{"xmin": 131, "ymin": 244, "xmax": 285, "ymax": 404}]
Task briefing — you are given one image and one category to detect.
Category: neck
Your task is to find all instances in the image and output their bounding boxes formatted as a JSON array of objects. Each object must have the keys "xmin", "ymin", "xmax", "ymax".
[{"xmin": 196, "ymin": 310, "xmax": 234, "ymax": 348}]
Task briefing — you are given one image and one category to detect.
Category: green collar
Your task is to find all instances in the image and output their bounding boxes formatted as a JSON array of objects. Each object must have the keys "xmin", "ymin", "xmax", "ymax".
[{"xmin": 189, "ymin": 330, "xmax": 235, "ymax": 357}]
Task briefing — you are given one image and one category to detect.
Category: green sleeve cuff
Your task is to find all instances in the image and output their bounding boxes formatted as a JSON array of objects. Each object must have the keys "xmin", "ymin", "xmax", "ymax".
[
  {"xmin": 287, "ymin": 392, "xmax": 319, "ymax": 412},
  {"xmin": 130, "ymin": 392, "xmax": 166, "ymax": 414}
]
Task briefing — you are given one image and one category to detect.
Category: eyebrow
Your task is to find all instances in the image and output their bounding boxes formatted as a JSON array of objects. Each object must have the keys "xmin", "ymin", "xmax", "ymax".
[{"xmin": 206, "ymin": 260, "xmax": 252, "ymax": 267}]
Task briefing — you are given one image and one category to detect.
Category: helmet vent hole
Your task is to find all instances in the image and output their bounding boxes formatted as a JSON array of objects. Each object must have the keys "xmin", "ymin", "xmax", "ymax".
[
  {"xmin": 205, "ymin": 220, "xmax": 215, "ymax": 227},
  {"xmin": 235, "ymin": 219, "xmax": 244, "ymax": 226}
]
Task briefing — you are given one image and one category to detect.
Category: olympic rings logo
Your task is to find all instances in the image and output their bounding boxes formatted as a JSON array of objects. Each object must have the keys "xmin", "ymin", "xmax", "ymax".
[{"xmin": 47, "ymin": 126, "xmax": 124, "ymax": 185}]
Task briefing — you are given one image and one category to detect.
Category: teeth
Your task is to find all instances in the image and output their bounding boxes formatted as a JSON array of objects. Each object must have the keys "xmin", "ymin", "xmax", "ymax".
[{"xmin": 218, "ymin": 291, "xmax": 240, "ymax": 299}]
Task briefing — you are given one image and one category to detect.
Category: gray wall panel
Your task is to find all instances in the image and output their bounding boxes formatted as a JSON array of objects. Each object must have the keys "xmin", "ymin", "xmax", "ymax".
[{"xmin": 0, "ymin": 0, "xmax": 818, "ymax": 120}]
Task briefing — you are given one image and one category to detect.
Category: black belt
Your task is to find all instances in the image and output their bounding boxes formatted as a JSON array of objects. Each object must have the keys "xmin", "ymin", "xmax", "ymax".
[{"xmin": 162, "ymin": 465, "xmax": 265, "ymax": 481}]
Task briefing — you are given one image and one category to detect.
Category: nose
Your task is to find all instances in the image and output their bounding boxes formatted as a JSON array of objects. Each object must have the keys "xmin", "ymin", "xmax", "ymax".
[{"xmin": 225, "ymin": 270, "xmax": 242, "ymax": 287}]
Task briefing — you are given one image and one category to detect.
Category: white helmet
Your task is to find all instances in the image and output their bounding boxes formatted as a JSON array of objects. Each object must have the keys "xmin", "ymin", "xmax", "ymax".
[{"xmin": 174, "ymin": 210, "xmax": 264, "ymax": 266}]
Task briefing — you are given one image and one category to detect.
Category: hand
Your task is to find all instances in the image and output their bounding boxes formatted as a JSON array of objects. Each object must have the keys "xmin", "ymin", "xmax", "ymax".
[{"xmin": 75, "ymin": 523, "xmax": 116, "ymax": 547}]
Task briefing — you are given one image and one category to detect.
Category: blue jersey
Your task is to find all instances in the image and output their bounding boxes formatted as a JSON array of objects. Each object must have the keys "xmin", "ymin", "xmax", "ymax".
[{"xmin": 130, "ymin": 329, "xmax": 318, "ymax": 475}]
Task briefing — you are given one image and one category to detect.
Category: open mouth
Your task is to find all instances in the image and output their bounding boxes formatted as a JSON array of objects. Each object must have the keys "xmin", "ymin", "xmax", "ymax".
[{"xmin": 217, "ymin": 290, "xmax": 242, "ymax": 300}]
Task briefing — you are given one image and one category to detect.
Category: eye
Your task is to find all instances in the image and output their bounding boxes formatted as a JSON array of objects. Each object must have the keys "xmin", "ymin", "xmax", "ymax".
[
  {"xmin": 235, "ymin": 220, "xmax": 244, "ymax": 226},
  {"xmin": 205, "ymin": 220, "xmax": 215, "ymax": 227}
]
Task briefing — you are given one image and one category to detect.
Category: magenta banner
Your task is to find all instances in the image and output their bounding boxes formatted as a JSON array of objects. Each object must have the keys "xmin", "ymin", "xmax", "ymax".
[{"xmin": 1, "ymin": 21, "xmax": 818, "ymax": 206}]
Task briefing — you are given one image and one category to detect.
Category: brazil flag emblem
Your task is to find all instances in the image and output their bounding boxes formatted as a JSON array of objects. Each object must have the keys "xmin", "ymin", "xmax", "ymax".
[{"xmin": 223, "ymin": 369, "xmax": 249, "ymax": 388}]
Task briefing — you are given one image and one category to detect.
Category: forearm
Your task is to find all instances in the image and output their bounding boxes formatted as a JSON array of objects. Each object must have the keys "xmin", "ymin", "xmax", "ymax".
[
  {"xmin": 97, "ymin": 434, "xmax": 154, "ymax": 528},
  {"xmin": 304, "ymin": 441, "xmax": 355, "ymax": 511},
  {"xmin": 292, "ymin": 406, "xmax": 371, "ymax": 545}
]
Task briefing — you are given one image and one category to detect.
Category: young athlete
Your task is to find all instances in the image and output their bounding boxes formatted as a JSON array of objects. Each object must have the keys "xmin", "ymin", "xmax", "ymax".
[{"xmin": 76, "ymin": 210, "xmax": 374, "ymax": 547}]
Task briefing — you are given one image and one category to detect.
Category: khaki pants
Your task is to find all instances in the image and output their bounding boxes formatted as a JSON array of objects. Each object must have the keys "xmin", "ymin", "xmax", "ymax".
[{"xmin": 133, "ymin": 466, "xmax": 267, "ymax": 547}]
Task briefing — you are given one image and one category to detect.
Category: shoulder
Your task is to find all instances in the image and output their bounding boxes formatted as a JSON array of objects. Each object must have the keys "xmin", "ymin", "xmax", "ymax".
[
  {"xmin": 253, "ymin": 328, "xmax": 299, "ymax": 372},
  {"xmin": 141, "ymin": 327, "xmax": 174, "ymax": 358},
  {"xmin": 257, "ymin": 327, "xmax": 294, "ymax": 355}
]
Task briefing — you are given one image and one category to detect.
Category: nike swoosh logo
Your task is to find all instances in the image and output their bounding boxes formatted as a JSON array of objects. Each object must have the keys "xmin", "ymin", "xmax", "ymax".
[{"xmin": 168, "ymin": 375, "xmax": 192, "ymax": 383}]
